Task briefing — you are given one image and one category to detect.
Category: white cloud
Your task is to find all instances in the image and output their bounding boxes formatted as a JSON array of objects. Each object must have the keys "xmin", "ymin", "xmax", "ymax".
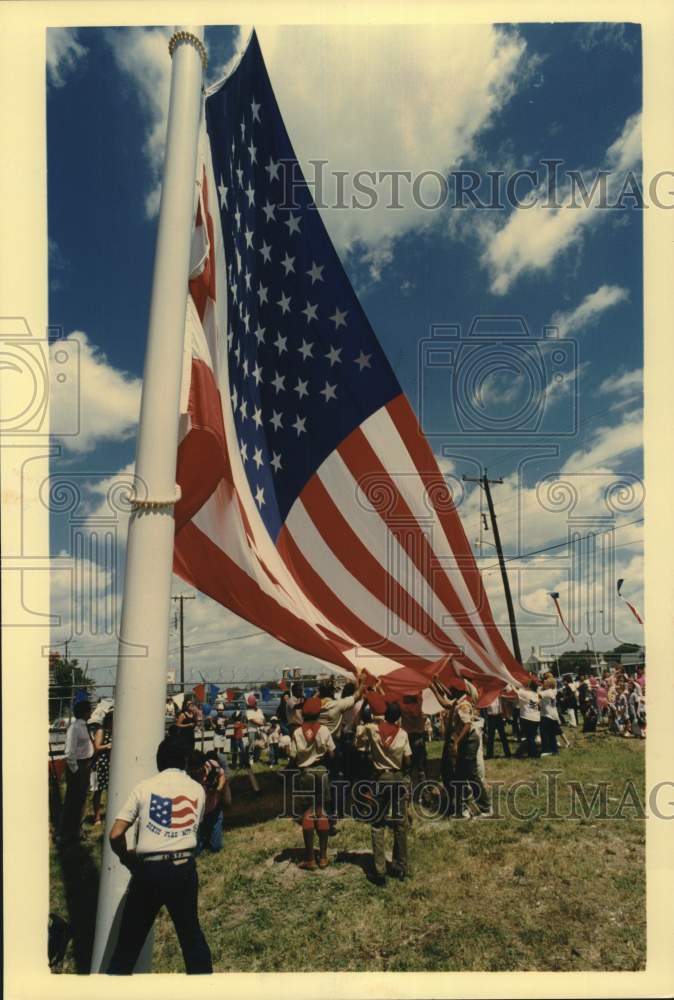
[
  {"xmin": 105, "ymin": 25, "xmax": 530, "ymax": 271},
  {"xmin": 105, "ymin": 28, "xmax": 172, "ymax": 218},
  {"xmin": 477, "ymin": 112, "xmax": 641, "ymax": 295},
  {"xmin": 459, "ymin": 465, "xmax": 644, "ymax": 653},
  {"xmin": 606, "ymin": 112, "xmax": 642, "ymax": 174},
  {"xmin": 254, "ymin": 25, "xmax": 529, "ymax": 274},
  {"xmin": 47, "ymin": 28, "xmax": 87, "ymax": 88},
  {"xmin": 50, "ymin": 332, "xmax": 141, "ymax": 453},
  {"xmin": 550, "ymin": 285, "xmax": 629, "ymax": 338},
  {"xmin": 599, "ymin": 367, "xmax": 643, "ymax": 398},
  {"xmin": 561, "ymin": 410, "xmax": 643, "ymax": 473}
]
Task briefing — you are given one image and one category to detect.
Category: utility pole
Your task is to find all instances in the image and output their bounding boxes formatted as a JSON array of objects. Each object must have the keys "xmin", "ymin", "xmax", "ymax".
[
  {"xmin": 463, "ymin": 469, "xmax": 522, "ymax": 664},
  {"xmin": 172, "ymin": 594, "xmax": 195, "ymax": 691}
]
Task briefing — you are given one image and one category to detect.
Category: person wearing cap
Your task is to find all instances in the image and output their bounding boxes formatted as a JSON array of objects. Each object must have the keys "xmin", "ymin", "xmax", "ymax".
[
  {"xmin": 107, "ymin": 738, "xmax": 212, "ymax": 974},
  {"xmin": 515, "ymin": 678, "xmax": 541, "ymax": 757},
  {"xmin": 60, "ymin": 697, "xmax": 94, "ymax": 845},
  {"xmin": 288, "ymin": 695, "xmax": 336, "ymax": 870},
  {"xmin": 357, "ymin": 693, "xmax": 412, "ymax": 885}
]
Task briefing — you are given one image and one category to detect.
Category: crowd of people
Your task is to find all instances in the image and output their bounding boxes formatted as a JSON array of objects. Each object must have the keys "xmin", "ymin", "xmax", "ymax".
[{"xmin": 54, "ymin": 659, "xmax": 646, "ymax": 972}]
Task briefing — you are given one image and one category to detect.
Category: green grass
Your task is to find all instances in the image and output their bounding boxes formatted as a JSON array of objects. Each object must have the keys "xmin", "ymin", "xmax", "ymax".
[{"xmin": 50, "ymin": 729, "xmax": 646, "ymax": 973}]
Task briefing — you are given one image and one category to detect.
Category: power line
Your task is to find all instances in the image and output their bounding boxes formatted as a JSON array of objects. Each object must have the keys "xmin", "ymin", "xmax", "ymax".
[
  {"xmin": 168, "ymin": 629, "xmax": 267, "ymax": 654},
  {"xmin": 478, "ymin": 516, "xmax": 643, "ymax": 571}
]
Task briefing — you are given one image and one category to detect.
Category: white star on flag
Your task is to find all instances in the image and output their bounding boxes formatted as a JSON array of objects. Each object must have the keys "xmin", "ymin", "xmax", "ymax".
[
  {"xmin": 284, "ymin": 212, "xmax": 301, "ymax": 235},
  {"xmin": 302, "ymin": 302, "xmax": 318, "ymax": 323},
  {"xmin": 354, "ymin": 350, "xmax": 372, "ymax": 371},
  {"xmin": 265, "ymin": 156, "xmax": 280, "ymax": 181},
  {"xmin": 330, "ymin": 307, "xmax": 348, "ymax": 329},
  {"xmin": 306, "ymin": 262, "xmax": 324, "ymax": 284},
  {"xmin": 320, "ymin": 381, "xmax": 337, "ymax": 402}
]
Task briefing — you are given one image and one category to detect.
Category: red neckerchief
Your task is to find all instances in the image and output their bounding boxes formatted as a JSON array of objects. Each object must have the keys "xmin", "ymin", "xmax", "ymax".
[
  {"xmin": 302, "ymin": 721, "xmax": 321, "ymax": 744},
  {"xmin": 378, "ymin": 721, "xmax": 399, "ymax": 747}
]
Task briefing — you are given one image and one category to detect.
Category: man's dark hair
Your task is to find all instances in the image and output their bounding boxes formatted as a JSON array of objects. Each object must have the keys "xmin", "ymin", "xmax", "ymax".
[
  {"xmin": 187, "ymin": 749, "xmax": 207, "ymax": 772},
  {"xmin": 341, "ymin": 682, "xmax": 356, "ymax": 697},
  {"xmin": 384, "ymin": 702, "xmax": 402, "ymax": 724},
  {"xmin": 318, "ymin": 680, "xmax": 333, "ymax": 699},
  {"xmin": 291, "ymin": 682, "xmax": 303, "ymax": 697},
  {"xmin": 156, "ymin": 738, "xmax": 187, "ymax": 772},
  {"xmin": 73, "ymin": 700, "xmax": 91, "ymax": 720}
]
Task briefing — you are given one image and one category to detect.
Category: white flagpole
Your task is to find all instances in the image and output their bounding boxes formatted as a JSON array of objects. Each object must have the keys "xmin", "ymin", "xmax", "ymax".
[{"xmin": 91, "ymin": 25, "xmax": 206, "ymax": 973}]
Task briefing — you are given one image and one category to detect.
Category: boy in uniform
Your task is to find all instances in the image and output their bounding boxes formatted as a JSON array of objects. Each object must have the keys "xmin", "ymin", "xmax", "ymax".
[
  {"xmin": 288, "ymin": 695, "xmax": 335, "ymax": 870},
  {"xmin": 356, "ymin": 693, "xmax": 412, "ymax": 885}
]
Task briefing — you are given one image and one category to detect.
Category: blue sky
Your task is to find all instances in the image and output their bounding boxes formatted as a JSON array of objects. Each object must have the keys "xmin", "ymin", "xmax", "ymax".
[{"xmin": 46, "ymin": 23, "xmax": 645, "ymax": 686}]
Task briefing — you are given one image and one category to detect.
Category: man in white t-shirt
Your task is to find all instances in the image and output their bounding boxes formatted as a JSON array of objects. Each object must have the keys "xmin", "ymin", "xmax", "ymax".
[
  {"xmin": 106, "ymin": 739, "xmax": 212, "ymax": 975},
  {"xmin": 60, "ymin": 698, "xmax": 94, "ymax": 844},
  {"xmin": 515, "ymin": 679, "xmax": 541, "ymax": 758},
  {"xmin": 485, "ymin": 695, "xmax": 512, "ymax": 759}
]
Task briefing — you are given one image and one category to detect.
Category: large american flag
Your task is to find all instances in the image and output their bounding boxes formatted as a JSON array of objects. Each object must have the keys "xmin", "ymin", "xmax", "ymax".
[{"xmin": 173, "ymin": 31, "xmax": 529, "ymax": 702}]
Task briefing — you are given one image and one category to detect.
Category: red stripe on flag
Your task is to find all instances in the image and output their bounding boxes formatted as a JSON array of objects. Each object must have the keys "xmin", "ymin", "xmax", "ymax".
[
  {"xmin": 175, "ymin": 359, "xmax": 231, "ymax": 532},
  {"xmin": 188, "ymin": 169, "xmax": 217, "ymax": 323},
  {"xmin": 174, "ymin": 521, "xmax": 355, "ymax": 669},
  {"xmin": 301, "ymin": 474, "xmax": 458, "ymax": 656},
  {"xmin": 338, "ymin": 427, "xmax": 487, "ymax": 658},
  {"xmin": 277, "ymin": 522, "xmax": 438, "ymax": 674},
  {"xmin": 387, "ymin": 396, "xmax": 526, "ymax": 679}
]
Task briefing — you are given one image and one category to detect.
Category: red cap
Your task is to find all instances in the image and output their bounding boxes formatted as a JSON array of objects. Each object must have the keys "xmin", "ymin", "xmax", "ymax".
[
  {"xmin": 302, "ymin": 695, "xmax": 322, "ymax": 717},
  {"xmin": 246, "ymin": 694, "xmax": 257, "ymax": 707},
  {"xmin": 366, "ymin": 691, "xmax": 387, "ymax": 716}
]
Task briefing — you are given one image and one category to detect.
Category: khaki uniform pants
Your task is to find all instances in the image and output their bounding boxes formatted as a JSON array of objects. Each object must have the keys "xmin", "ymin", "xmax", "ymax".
[{"xmin": 370, "ymin": 769, "xmax": 408, "ymax": 877}]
